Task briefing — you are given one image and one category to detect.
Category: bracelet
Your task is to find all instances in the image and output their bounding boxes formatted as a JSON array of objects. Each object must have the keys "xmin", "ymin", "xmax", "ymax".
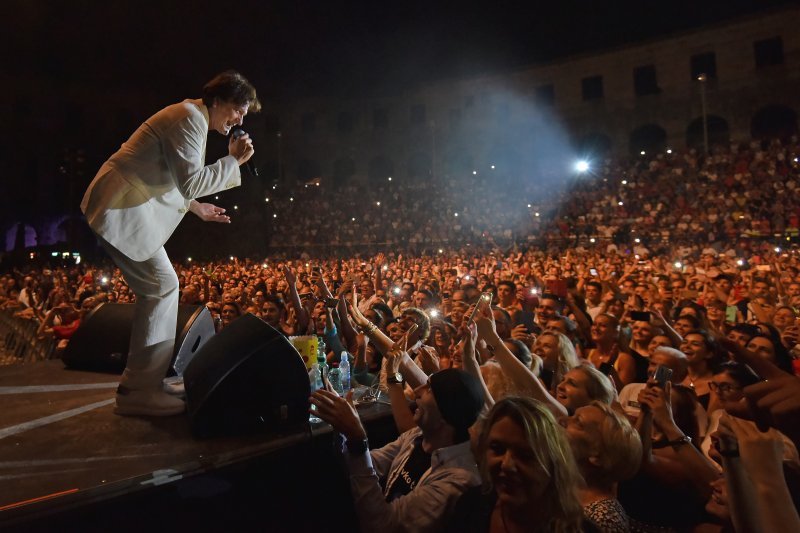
[
  {"xmin": 665, "ymin": 434, "xmax": 692, "ymax": 447},
  {"xmin": 361, "ymin": 322, "xmax": 378, "ymax": 335},
  {"xmin": 345, "ymin": 437, "xmax": 369, "ymax": 455}
]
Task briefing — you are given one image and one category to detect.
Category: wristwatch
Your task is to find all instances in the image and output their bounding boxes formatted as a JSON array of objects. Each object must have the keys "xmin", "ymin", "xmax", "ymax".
[
  {"xmin": 387, "ymin": 372, "xmax": 404, "ymax": 385},
  {"xmin": 346, "ymin": 437, "xmax": 369, "ymax": 455}
]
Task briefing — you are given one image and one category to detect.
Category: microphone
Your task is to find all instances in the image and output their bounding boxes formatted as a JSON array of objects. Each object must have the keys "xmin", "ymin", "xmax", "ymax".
[{"xmin": 230, "ymin": 128, "xmax": 258, "ymax": 176}]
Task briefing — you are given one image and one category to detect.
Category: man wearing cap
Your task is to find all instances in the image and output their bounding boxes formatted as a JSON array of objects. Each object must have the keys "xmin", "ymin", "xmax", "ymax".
[{"xmin": 310, "ymin": 368, "xmax": 484, "ymax": 533}]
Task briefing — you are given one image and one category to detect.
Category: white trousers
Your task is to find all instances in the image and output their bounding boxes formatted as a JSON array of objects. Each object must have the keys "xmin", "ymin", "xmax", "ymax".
[{"xmin": 98, "ymin": 237, "xmax": 179, "ymax": 391}]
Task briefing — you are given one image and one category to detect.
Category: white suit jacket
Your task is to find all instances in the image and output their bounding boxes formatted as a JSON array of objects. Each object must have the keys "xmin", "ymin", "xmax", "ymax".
[{"xmin": 81, "ymin": 99, "xmax": 241, "ymax": 261}]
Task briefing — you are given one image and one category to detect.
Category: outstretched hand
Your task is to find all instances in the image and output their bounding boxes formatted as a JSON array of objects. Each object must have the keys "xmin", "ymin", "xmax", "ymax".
[
  {"xmin": 190, "ymin": 202, "xmax": 231, "ymax": 223},
  {"xmin": 310, "ymin": 387, "xmax": 366, "ymax": 442},
  {"xmin": 719, "ymin": 337, "xmax": 800, "ymax": 446}
]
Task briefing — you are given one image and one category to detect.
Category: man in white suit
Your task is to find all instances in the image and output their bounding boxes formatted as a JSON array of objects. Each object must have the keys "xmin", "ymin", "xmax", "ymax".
[{"xmin": 81, "ymin": 71, "xmax": 260, "ymax": 416}]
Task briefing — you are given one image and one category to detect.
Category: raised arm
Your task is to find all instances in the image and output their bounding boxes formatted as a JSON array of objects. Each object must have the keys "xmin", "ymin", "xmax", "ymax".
[
  {"xmin": 283, "ymin": 265, "xmax": 309, "ymax": 334},
  {"xmin": 475, "ymin": 312, "xmax": 568, "ymax": 418}
]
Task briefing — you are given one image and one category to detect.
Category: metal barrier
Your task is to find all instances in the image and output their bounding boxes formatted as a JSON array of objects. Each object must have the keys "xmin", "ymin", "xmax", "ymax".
[{"xmin": 0, "ymin": 309, "xmax": 56, "ymax": 366}]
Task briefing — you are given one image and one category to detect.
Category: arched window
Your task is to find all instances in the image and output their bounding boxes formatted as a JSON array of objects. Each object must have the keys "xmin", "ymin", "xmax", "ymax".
[
  {"xmin": 333, "ymin": 158, "xmax": 356, "ymax": 185},
  {"xmin": 686, "ymin": 115, "xmax": 730, "ymax": 150},
  {"xmin": 629, "ymin": 124, "xmax": 667, "ymax": 155},
  {"xmin": 368, "ymin": 155, "xmax": 394, "ymax": 182},
  {"xmin": 751, "ymin": 105, "xmax": 798, "ymax": 140}
]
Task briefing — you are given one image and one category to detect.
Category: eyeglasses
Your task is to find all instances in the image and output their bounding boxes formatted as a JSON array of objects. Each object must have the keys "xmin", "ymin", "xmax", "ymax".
[{"xmin": 708, "ymin": 382, "xmax": 741, "ymax": 394}]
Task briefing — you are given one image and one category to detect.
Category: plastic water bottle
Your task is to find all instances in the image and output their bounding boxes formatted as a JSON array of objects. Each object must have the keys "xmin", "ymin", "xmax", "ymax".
[
  {"xmin": 339, "ymin": 351, "xmax": 351, "ymax": 393},
  {"xmin": 309, "ymin": 363, "xmax": 321, "ymax": 392},
  {"xmin": 317, "ymin": 337, "xmax": 328, "ymax": 380},
  {"xmin": 328, "ymin": 362, "xmax": 342, "ymax": 395},
  {"xmin": 308, "ymin": 364, "xmax": 322, "ymax": 424}
]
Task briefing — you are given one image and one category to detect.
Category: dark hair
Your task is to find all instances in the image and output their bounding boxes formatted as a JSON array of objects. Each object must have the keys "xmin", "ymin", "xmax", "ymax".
[
  {"xmin": 683, "ymin": 329, "xmax": 726, "ymax": 370},
  {"xmin": 263, "ymin": 294, "xmax": 286, "ymax": 313},
  {"xmin": 749, "ymin": 328, "xmax": 794, "ymax": 374},
  {"xmin": 364, "ymin": 307, "xmax": 386, "ymax": 329},
  {"xmin": 221, "ymin": 301, "xmax": 242, "ymax": 316},
  {"xmin": 202, "ymin": 70, "xmax": 261, "ymax": 112},
  {"xmin": 497, "ymin": 280, "xmax": 516, "ymax": 293},
  {"xmin": 491, "ymin": 305, "xmax": 512, "ymax": 326},
  {"xmin": 371, "ymin": 302, "xmax": 394, "ymax": 324},
  {"xmin": 585, "ymin": 280, "xmax": 602, "ymax": 292},
  {"xmin": 714, "ymin": 361, "xmax": 760, "ymax": 388},
  {"xmin": 728, "ymin": 322, "xmax": 760, "ymax": 341},
  {"xmin": 504, "ymin": 339, "xmax": 533, "ymax": 368},
  {"xmin": 675, "ymin": 314, "xmax": 702, "ymax": 330}
]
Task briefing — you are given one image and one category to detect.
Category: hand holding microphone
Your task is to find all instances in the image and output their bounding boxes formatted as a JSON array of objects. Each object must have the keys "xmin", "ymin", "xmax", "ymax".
[{"xmin": 230, "ymin": 128, "xmax": 257, "ymax": 176}]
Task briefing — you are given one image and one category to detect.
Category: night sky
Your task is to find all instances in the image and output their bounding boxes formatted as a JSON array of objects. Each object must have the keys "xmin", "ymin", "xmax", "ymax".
[
  {"xmin": 4, "ymin": 0, "xmax": 791, "ymax": 98},
  {"xmin": 0, "ymin": 0, "xmax": 791, "ymax": 236}
]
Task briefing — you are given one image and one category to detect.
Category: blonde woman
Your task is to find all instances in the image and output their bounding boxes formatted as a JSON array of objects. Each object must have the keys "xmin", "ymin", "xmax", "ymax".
[
  {"xmin": 564, "ymin": 401, "xmax": 642, "ymax": 532},
  {"xmin": 447, "ymin": 397, "xmax": 586, "ymax": 532}
]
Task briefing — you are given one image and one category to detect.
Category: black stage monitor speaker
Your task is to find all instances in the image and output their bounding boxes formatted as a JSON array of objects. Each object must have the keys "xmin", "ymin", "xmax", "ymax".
[
  {"xmin": 183, "ymin": 314, "xmax": 310, "ymax": 438},
  {"xmin": 62, "ymin": 303, "xmax": 215, "ymax": 375}
]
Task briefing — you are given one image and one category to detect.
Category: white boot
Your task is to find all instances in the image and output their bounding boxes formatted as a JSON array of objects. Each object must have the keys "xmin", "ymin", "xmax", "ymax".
[{"xmin": 115, "ymin": 385, "xmax": 186, "ymax": 416}]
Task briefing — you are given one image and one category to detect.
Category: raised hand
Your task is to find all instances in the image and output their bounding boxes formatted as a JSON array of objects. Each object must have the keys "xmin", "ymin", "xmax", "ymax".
[
  {"xmin": 189, "ymin": 201, "xmax": 231, "ymax": 223},
  {"xmin": 283, "ymin": 265, "xmax": 297, "ymax": 287}
]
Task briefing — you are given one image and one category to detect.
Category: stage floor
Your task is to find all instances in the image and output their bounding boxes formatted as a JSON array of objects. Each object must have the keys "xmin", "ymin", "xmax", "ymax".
[{"xmin": 0, "ymin": 361, "xmax": 395, "ymax": 531}]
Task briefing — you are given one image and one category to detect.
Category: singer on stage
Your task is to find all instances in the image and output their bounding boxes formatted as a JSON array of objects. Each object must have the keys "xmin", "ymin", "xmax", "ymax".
[{"xmin": 81, "ymin": 71, "xmax": 260, "ymax": 416}]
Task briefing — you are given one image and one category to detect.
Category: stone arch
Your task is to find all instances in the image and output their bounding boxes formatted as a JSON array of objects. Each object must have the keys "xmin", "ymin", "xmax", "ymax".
[
  {"xmin": 368, "ymin": 155, "xmax": 394, "ymax": 181},
  {"xmin": 576, "ymin": 132, "xmax": 612, "ymax": 157},
  {"xmin": 406, "ymin": 151, "xmax": 432, "ymax": 179},
  {"xmin": 629, "ymin": 124, "xmax": 666, "ymax": 156},
  {"xmin": 751, "ymin": 105, "xmax": 798, "ymax": 140},
  {"xmin": 332, "ymin": 157, "xmax": 356, "ymax": 186},
  {"xmin": 686, "ymin": 115, "xmax": 730, "ymax": 150}
]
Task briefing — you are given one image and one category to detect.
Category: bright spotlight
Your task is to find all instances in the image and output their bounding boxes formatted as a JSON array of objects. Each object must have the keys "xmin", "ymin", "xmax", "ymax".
[
  {"xmin": 590, "ymin": 238, "xmax": 596, "ymax": 243},
  {"xmin": 640, "ymin": 150, "xmax": 646, "ymax": 156},
  {"xmin": 674, "ymin": 261, "xmax": 682, "ymax": 269},
  {"xmin": 575, "ymin": 160, "xmax": 589, "ymax": 173},
  {"xmin": 429, "ymin": 310, "xmax": 440, "ymax": 318}
]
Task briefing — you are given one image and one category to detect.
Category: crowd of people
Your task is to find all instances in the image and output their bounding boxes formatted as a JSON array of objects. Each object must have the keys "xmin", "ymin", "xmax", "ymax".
[
  {"xmin": 248, "ymin": 136, "xmax": 800, "ymax": 254},
  {"xmin": 2, "ymin": 136, "xmax": 800, "ymax": 531}
]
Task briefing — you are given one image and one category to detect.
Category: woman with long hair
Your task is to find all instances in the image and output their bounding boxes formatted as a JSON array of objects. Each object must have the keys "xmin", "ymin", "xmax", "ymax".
[
  {"xmin": 447, "ymin": 397, "xmax": 586, "ymax": 532},
  {"xmin": 679, "ymin": 329, "xmax": 725, "ymax": 410}
]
